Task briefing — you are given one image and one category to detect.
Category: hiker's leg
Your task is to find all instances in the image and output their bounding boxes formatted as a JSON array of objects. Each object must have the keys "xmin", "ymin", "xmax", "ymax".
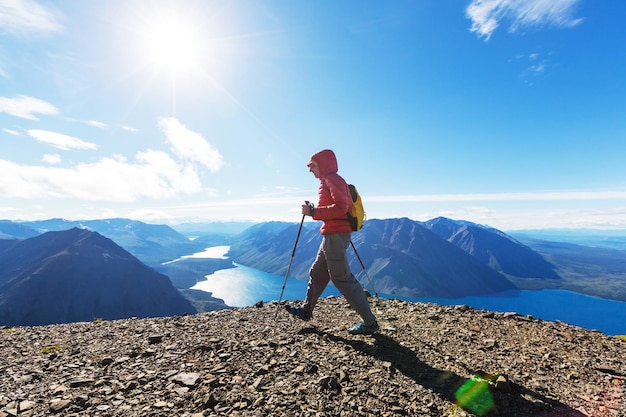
[
  {"xmin": 325, "ymin": 233, "xmax": 376, "ymax": 326},
  {"xmin": 302, "ymin": 240, "xmax": 330, "ymax": 317}
]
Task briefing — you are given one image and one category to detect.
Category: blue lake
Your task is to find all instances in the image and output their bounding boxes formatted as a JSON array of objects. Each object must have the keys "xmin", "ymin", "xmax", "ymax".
[
  {"xmin": 191, "ymin": 262, "xmax": 342, "ymax": 307},
  {"xmin": 189, "ymin": 248, "xmax": 626, "ymax": 336}
]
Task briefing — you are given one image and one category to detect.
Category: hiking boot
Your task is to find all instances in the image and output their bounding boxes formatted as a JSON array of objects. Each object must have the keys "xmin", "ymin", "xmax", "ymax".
[
  {"xmin": 347, "ymin": 321, "xmax": 379, "ymax": 335},
  {"xmin": 285, "ymin": 304, "xmax": 311, "ymax": 321}
]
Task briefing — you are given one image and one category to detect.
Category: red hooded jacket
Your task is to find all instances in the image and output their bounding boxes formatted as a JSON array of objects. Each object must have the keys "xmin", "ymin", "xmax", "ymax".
[{"xmin": 308, "ymin": 149, "xmax": 353, "ymax": 235}]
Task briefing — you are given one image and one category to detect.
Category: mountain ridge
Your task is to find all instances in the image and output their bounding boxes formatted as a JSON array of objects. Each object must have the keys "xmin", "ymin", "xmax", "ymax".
[
  {"xmin": 229, "ymin": 218, "xmax": 520, "ymax": 298},
  {"xmin": 3, "ymin": 217, "xmax": 626, "ymax": 305},
  {"xmin": 1, "ymin": 297, "xmax": 624, "ymax": 416},
  {"xmin": 0, "ymin": 228, "xmax": 197, "ymax": 326},
  {"xmin": 423, "ymin": 217, "xmax": 560, "ymax": 279}
]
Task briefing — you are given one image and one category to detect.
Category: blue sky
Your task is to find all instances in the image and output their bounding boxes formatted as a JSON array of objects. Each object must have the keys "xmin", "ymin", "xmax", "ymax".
[{"xmin": 1, "ymin": 0, "xmax": 625, "ymax": 231}]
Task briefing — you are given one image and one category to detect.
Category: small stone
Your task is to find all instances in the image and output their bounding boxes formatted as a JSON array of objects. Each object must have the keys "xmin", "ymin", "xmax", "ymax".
[
  {"xmin": 318, "ymin": 375, "xmax": 340, "ymax": 391},
  {"xmin": 49, "ymin": 399, "xmax": 71, "ymax": 412},
  {"xmin": 292, "ymin": 365, "xmax": 306, "ymax": 374},
  {"xmin": 142, "ymin": 348, "xmax": 156, "ymax": 357},
  {"xmin": 338, "ymin": 370, "xmax": 349, "ymax": 382},
  {"xmin": 171, "ymin": 372, "xmax": 200, "ymax": 387},
  {"xmin": 251, "ymin": 376, "xmax": 264, "ymax": 391},
  {"xmin": 306, "ymin": 363, "xmax": 319, "ymax": 374},
  {"xmin": 255, "ymin": 364, "xmax": 270, "ymax": 375},
  {"xmin": 203, "ymin": 393, "xmax": 219, "ymax": 409},
  {"xmin": 52, "ymin": 385, "xmax": 68, "ymax": 395},
  {"xmin": 100, "ymin": 357, "xmax": 114, "ymax": 366},
  {"xmin": 495, "ymin": 375, "xmax": 511, "ymax": 393},
  {"xmin": 124, "ymin": 380, "xmax": 139, "ymax": 391},
  {"xmin": 18, "ymin": 400, "xmax": 36, "ymax": 411},
  {"xmin": 483, "ymin": 339, "xmax": 497, "ymax": 349},
  {"xmin": 68, "ymin": 377, "xmax": 95, "ymax": 388}
]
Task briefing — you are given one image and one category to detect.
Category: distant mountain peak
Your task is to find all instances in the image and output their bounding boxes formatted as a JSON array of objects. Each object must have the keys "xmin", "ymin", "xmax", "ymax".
[
  {"xmin": 423, "ymin": 218, "xmax": 559, "ymax": 279},
  {"xmin": 0, "ymin": 228, "xmax": 196, "ymax": 326}
]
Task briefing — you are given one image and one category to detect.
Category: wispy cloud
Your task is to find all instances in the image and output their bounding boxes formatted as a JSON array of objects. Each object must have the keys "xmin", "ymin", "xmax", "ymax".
[
  {"xmin": 510, "ymin": 51, "xmax": 554, "ymax": 84},
  {"xmin": 0, "ymin": 95, "xmax": 59, "ymax": 120},
  {"xmin": 0, "ymin": 0, "xmax": 63, "ymax": 36},
  {"xmin": 158, "ymin": 117, "xmax": 224, "ymax": 172},
  {"xmin": 86, "ymin": 120, "xmax": 108, "ymax": 129},
  {"xmin": 42, "ymin": 154, "xmax": 62, "ymax": 164},
  {"xmin": 27, "ymin": 129, "xmax": 98, "ymax": 151},
  {"xmin": 2, "ymin": 128, "xmax": 20, "ymax": 136},
  {"xmin": 370, "ymin": 190, "xmax": 626, "ymax": 203},
  {"xmin": 521, "ymin": 62, "xmax": 547, "ymax": 83},
  {"xmin": 466, "ymin": 0, "xmax": 583, "ymax": 40},
  {"xmin": 122, "ymin": 126, "xmax": 138, "ymax": 133}
]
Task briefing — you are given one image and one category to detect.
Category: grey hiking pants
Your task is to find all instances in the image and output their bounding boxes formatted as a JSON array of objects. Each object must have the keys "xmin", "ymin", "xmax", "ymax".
[{"xmin": 302, "ymin": 233, "xmax": 376, "ymax": 326}]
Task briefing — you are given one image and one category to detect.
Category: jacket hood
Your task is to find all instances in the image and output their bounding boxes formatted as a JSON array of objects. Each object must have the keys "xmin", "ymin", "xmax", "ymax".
[{"xmin": 309, "ymin": 149, "xmax": 338, "ymax": 177}]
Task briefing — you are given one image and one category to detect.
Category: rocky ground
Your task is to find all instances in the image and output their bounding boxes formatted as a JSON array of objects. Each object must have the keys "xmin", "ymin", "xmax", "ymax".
[{"xmin": 1, "ymin": 296, "xmax": 625, "ymax": 416}]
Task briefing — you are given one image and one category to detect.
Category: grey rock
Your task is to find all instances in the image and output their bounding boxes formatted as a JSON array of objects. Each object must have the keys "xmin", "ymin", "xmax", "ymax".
[
  {"xmin": 171, "ymin": 372, "xmax": 200, "ymax": 387},
  {"xmin": 0, "ymin": 297, "xmax": 624, "ymax": 416}
]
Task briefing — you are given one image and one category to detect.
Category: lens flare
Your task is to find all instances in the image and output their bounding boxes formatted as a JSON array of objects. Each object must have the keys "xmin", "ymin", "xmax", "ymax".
[{"xmin": 454, "ymin": 374, "xmax": 495, "ymax": 416}]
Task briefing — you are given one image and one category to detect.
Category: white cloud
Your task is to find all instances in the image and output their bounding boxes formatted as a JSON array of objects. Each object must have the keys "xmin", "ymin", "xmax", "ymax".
[
  {"xmin": 522, "ymin": 63, "xmax": 546, "ymax": 80},
  {"xmin": 158, "ymin": 117, "xmax": 225, "ymax": 172},
  {"xmin": 86, "ymin": 120, "xmax": 108, "ymax": 129},
  {"xmin": 3, "ymin": 128, "xmax": 20, "ymax": 136},
  {"xmin": 0, "ymin": 117, "xmax": 225, "ymax": 206},
  {"xmin": 0, "ymin": 150, "xmax": 202, "ymax": 202},
  {"xmin": 370, "ymin": 190, "xmax": 626, "ymax": 203},
  {"xmin": 0, "ymin": 95, "xmax": 59, "ymax": 120},
  {"xmin": 0, "ymin": 0, "xmax": 63, "ymax": 36},
  {"xmin": 42, "ymin": 153, "xmax": 61, "ymax": 164},
  {"xmin": 466, "ymin": 0, "xmax": 583, "ymax": 40},
  {"xmin": 27, "ymin": 129, "xmax": 97, "ymax": 151}
]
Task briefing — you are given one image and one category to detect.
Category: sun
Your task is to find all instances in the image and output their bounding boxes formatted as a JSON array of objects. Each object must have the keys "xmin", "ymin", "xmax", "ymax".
[
  {"xmin": 140, "ymin": 14, "xmax": 203, "ymax": 76},
  {"xmin": 117, "ymin": 2, "xmax": 239, "ymax": 113},
  {"xmin": 129, "ymin": 1, "xmax": 217, "ymax": 79}
]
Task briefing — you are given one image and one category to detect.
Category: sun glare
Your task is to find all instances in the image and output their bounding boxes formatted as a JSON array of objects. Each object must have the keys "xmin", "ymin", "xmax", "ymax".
[
  {"xmin": 142, "ymin": 16, "xmax": 202, "ymax": 75},
  {"xmin": 119, "ymin": 2, "xmax": 243, "ymax": 115}
]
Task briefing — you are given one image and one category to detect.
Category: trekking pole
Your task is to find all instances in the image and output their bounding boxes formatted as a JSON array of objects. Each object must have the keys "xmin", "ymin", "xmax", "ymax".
[
  {"xmin": 274, "ymin": 201, "xmax": 311, "ymax": 319},
  {"xmin": 350, "ymin": 240, "xmax": 378, "ymax": 297}
]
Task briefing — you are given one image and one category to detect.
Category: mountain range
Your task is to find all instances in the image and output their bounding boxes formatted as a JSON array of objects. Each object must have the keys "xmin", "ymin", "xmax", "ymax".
[
  {"xmin": 1, "ymin": 216, "xmax": 626, "ymax": 326},
  {"xmin": 0, "ymin": 218, "xmax": 237, "ymax": 265},
  {"xmin": 227, "ymin": 217, "xmax": 561, "ymax": 298},
  {"xmin": 226, "ymin": 217, "xmax": 626, "ymax": 302}
]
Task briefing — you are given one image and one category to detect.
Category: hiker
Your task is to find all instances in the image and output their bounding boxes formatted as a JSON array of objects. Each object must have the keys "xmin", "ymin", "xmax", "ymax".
[{"xmin": 285, "ymin": 149, "xmax": 379, "ymax": 334}]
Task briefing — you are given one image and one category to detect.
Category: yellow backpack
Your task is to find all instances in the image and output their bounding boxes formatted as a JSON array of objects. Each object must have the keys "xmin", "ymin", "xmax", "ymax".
[{"xmin": 347, "ymin": 184, "xmax": 365, "ymax": 231}]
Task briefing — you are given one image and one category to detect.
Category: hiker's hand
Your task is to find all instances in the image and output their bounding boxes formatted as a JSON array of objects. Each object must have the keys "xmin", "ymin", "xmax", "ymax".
[{"xmin": 302, "ymin": 202, "xmax": 314, "ymax": 216}]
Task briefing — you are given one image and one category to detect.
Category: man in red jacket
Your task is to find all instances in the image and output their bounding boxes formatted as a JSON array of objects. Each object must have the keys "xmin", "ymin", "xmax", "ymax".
[{"xmin": 285, "ymin": 149, "xmax": 379, "ymax": 334}]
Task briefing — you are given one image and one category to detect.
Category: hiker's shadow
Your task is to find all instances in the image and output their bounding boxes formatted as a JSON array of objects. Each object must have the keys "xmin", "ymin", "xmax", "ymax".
[{"xmin": 299, "ymin": 327, "xmax": 586, "ymax": 416}]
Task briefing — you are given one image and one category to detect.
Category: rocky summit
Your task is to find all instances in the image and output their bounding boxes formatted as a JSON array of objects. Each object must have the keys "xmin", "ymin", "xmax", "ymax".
[{"xmin": 1, "ymin": 296, "xmax": 625, "ymax": 417}]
